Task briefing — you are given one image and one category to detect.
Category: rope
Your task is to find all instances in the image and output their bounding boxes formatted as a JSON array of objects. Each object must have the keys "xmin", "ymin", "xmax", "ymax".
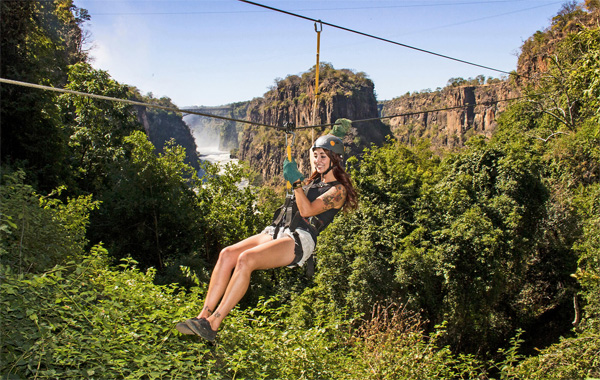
[
  {"xmin": 284, "ymin": 131, "xmax": 295, "ymax": 191},
  {"xmin": 0, "ymin": 77, "xmax": 280, "ymax": 130},
  {"xmin": 311, "ymin": 21, "xmax": 323, "ymax": 144},
  {"xmin": 237, "ymin": 0, "xmax": 515, "ymax": 76}
]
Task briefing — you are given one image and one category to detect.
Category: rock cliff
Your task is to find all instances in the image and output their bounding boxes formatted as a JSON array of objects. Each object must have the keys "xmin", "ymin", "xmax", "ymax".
[
  {"xmin": 231, "ymin": 66, "xmax": 520, "ymax": 183},
  {"xmin": 379, "ymin": 81, "xmax": 518, "ymax": 148},
  {"xmin": 136, "ymin": 105, "xmax": 201, "ymax": 171},
  {"xmin": 516, "ymin": 4, "xmax": 599, "ymax": 80},
  {"xmin": 236, "ymin": 64, "xmax": 390, "ymax": 183}
]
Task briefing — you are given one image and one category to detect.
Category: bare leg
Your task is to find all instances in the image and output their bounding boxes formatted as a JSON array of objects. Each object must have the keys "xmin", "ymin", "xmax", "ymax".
[
  {"xmin": 207, "ymin": 236, "xmax": 296, "ymax": 330},
  {"xmin": 197, "ymin": 233, "xmax": 272, "ymax": 319}
]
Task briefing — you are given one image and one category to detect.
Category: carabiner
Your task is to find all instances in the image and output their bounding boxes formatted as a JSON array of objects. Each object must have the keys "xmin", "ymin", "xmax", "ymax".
[
  {"xmin": 314, "ymin": 20, "xmax": 322, "ymax": 33},
  {"xmin": 285, "ymin": 130, "xmax": 295, "ymax": 148}
]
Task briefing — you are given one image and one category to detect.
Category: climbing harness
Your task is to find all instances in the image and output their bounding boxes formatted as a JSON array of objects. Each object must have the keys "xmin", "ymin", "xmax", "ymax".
[{"xmin": 270, "ymin": 178, "xmax": 341, "ymax": 277}]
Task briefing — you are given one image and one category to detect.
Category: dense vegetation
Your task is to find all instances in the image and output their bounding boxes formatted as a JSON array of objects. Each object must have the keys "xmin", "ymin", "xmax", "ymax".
[{"xmin": 1, "ymin": 0, "xmax": 599, "ymax": 378}]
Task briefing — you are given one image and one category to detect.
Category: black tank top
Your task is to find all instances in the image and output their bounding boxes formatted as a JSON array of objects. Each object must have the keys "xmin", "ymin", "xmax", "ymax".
[{"xmin": 300, "ymin": 178, "xmax": 342, "ymax": 240}]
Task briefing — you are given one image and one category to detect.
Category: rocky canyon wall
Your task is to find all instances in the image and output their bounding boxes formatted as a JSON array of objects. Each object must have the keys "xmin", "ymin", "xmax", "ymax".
[
  {"xmin": 379, "ymin": 81, "xmax": 518, "ymax": 148},
  {"xmin": 236, "ymin": 65, "xmax": 390, "ymax": 183}
]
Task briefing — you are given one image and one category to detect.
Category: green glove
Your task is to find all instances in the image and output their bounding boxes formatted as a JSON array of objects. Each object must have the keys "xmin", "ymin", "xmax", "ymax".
[
  {"xmin": 283, "ymin": 158, "xmax": 304, "ymax": 184},
  {"xmin": 331, "ymin": 118, "xmax": 351, "ymax": 138}
]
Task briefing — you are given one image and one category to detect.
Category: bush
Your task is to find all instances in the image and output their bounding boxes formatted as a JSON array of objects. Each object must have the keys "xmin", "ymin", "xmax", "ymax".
[
  {"xmin": 0, "ymin": 169, "xmax": 99, "ymax": 274},
  {"xmin": 0, "ymin": 248, "xmax": 215, "ymax": 379},
  {"xmin": 0, "ymin": 249, "xmax": 354, "ymax": 379},
  {"xmin": 346, "ymin": 303, "xmax": 488, "ymax": 379}
]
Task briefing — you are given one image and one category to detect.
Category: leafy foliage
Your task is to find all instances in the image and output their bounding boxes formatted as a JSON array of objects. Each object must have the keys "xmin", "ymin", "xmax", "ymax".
[
  {"xmin": 0, "ymin": 248, "xmax": 354, "ymax": 379},
  {"xmin": 58, "ymin": 62, "xmax": 143, "ymax": 194},
  {"xmin": 0, "ymin": 0, "xmax": 89, "ymax": 191},
  {"xmin": 86, "ymin": 131, "xmax": 202, "ymax": 271},
  {"xmin": 347, "ymin": 305, "xmax": 489, "ymax": 379},
  {"xmin": 523, "ymin": 28, "xmax": 600, "ymax": 131},
  {"xmin": 514, "ymin": 332, "xmax": 600, "ymax": 379},
  {"xmin": 0, "ymin": 170, "xmax": 99, "ymax": 274}
]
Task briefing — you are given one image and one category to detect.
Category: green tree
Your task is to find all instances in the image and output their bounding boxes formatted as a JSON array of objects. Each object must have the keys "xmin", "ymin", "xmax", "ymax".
[
  {"xmin": 523, "ymin": 17, "xmax": 600, "ymax": 132},
  {"xmin": 0, "ymin": 0, "xmax": 89, "ymax": 191},
  {"xmin": 572, "ymin": 184, "xmax": 600, "ymax": 332},
  {"xmin": 404, "ymin": 136, "xmax": 550, "ymax": 352},
  {"xmin": 87, "ymin": 131, "xmax": 202, "ymax": 272},
  {"xmin": 0, "ymin": 170, "xmax": 99, "ymax": 274},
  {"xmin": 58, "ymin": 62, "xmax": 142, "ymax": 194},
  {"xmin": 293, "ymin": 140, "xmax": 440, "ymax": 326}
]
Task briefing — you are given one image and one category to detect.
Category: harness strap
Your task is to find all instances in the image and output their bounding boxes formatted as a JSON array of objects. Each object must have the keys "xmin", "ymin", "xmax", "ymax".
[
  {"xmin": 306, "ymin": 255, "xmax": 315, "ymax": 277},
  {"xmin": 321, "ymin": 163, "xmax": 333, "ymax": 176},
  {"xmin": 272, "ymin": 194, "xmax": 295, "ymax": 236},
  {"xmin": 311, "ymin": 180, "xmax": 340, "ymax": 188}
]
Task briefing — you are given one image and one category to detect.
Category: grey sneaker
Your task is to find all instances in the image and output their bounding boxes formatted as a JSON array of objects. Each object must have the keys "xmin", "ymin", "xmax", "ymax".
[
  {"xmin": 176, "ymin": 317, "xmax": 203, "ymax": 335},
  {"xmin": 185, "ymin": 317, "xmax": 218, "ymax": 342}
]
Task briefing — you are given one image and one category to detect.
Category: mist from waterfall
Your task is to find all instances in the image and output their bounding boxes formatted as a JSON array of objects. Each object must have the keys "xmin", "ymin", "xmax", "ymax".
[{"xmin": 183, "ymin": 114, "xmax": 237, "ymax": 167}]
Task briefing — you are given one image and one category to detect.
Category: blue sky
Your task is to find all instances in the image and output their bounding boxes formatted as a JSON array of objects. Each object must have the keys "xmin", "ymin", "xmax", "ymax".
[{"xmin": 77, "ymin": 0, "xmax": 566, "ymax": 107}]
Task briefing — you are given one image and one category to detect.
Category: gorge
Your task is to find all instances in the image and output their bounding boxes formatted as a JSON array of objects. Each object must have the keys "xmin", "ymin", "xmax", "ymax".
[{"xmin": 176, "ymin": 66, "xmax": 516, "ymax": 184}]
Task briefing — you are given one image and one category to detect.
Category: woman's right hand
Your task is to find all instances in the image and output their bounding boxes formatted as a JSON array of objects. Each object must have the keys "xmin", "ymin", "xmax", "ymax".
[{"xmin": 283, "ymin": 158, "xmax": 304, "ymax": 184}]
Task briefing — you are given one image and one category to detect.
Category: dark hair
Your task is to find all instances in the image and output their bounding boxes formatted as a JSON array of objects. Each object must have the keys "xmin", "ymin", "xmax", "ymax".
[{"xmin": 307, "ymin": 149, "xmax": 358, "ymax": 212}]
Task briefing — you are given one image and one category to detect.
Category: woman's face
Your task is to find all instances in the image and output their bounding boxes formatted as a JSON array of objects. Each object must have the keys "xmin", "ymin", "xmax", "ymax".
[{"xmin": 313, "ymin": 148, "xmax": 331, "ymax": 173}]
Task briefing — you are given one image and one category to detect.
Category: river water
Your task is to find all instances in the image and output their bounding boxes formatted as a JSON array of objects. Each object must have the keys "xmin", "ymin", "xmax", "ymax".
[{"xmin": 198, "ymin": 147, "xmax": 237, "ymax": 166}]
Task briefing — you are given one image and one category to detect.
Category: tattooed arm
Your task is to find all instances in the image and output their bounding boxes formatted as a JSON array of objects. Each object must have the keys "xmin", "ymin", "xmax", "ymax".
[{"xmin": 295, "ymin": 184, "xmax": 347, "ymax": 218}]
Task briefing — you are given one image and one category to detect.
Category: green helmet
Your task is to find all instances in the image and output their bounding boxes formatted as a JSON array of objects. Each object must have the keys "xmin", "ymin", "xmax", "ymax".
[{"xmin": 312, "ymin": 134, "xmax": 344, "ymax": 157}]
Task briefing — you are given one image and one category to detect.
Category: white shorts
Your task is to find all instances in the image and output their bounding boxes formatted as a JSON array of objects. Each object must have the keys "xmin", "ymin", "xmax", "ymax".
[{"xmin": 261, "ymin": 226, "xmax": 316, "ymax": 268}]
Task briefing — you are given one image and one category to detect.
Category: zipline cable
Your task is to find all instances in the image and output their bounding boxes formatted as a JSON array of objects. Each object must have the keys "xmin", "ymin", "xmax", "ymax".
[
  {"xmin": 295, "ymin": 95, "xmax": 528, "ymax": 130},
  {"xmin": 1, "ymin": 77, "xmax": 528, "ymax": 133},
  {"xmin": 238, "ymin": 0, "xmax": 516, "ymax": 77},
  {"xmin": 0, "ymin": 77, "xmax": 281, "ymax": 130}
]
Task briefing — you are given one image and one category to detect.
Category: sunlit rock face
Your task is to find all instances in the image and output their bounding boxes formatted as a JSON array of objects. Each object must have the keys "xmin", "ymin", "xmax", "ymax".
[
  {"xmin": 237, "ymin": 66, "xmax": 390, "ymax": 183},
  {"xmin": 380, "ymin": 81, "xmax": 518, "ymax": 149}
]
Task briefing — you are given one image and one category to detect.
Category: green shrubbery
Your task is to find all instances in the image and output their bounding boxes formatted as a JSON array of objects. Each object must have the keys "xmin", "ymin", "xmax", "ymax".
[
  {"xmin": 0, "ymin": 170, "xmax": 99, "ymax": 274},
  {"xmin": 1, "ymin": 148, "xmax": 599, "ymax": 378},
  {"xmin": 0, "ymin": 244, "xmax": 348, "ymax": 379}
]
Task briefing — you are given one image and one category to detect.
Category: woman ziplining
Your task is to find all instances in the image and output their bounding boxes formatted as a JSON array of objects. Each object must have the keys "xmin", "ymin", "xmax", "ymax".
[{"xmin": 176, "ymin": 122, "xmax": 357, "ymax": 342}]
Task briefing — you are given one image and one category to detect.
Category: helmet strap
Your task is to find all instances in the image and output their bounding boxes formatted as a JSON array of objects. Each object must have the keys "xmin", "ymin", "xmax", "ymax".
[{"xmin": 321, "ymin": 162, "xmax": 333, "ymax": 178}]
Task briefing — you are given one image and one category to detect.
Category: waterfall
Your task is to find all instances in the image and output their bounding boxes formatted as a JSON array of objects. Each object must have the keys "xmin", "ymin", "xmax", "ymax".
[{"xmin": 182, "ymin": 114, "xmax": 237, "ymax": 167}]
